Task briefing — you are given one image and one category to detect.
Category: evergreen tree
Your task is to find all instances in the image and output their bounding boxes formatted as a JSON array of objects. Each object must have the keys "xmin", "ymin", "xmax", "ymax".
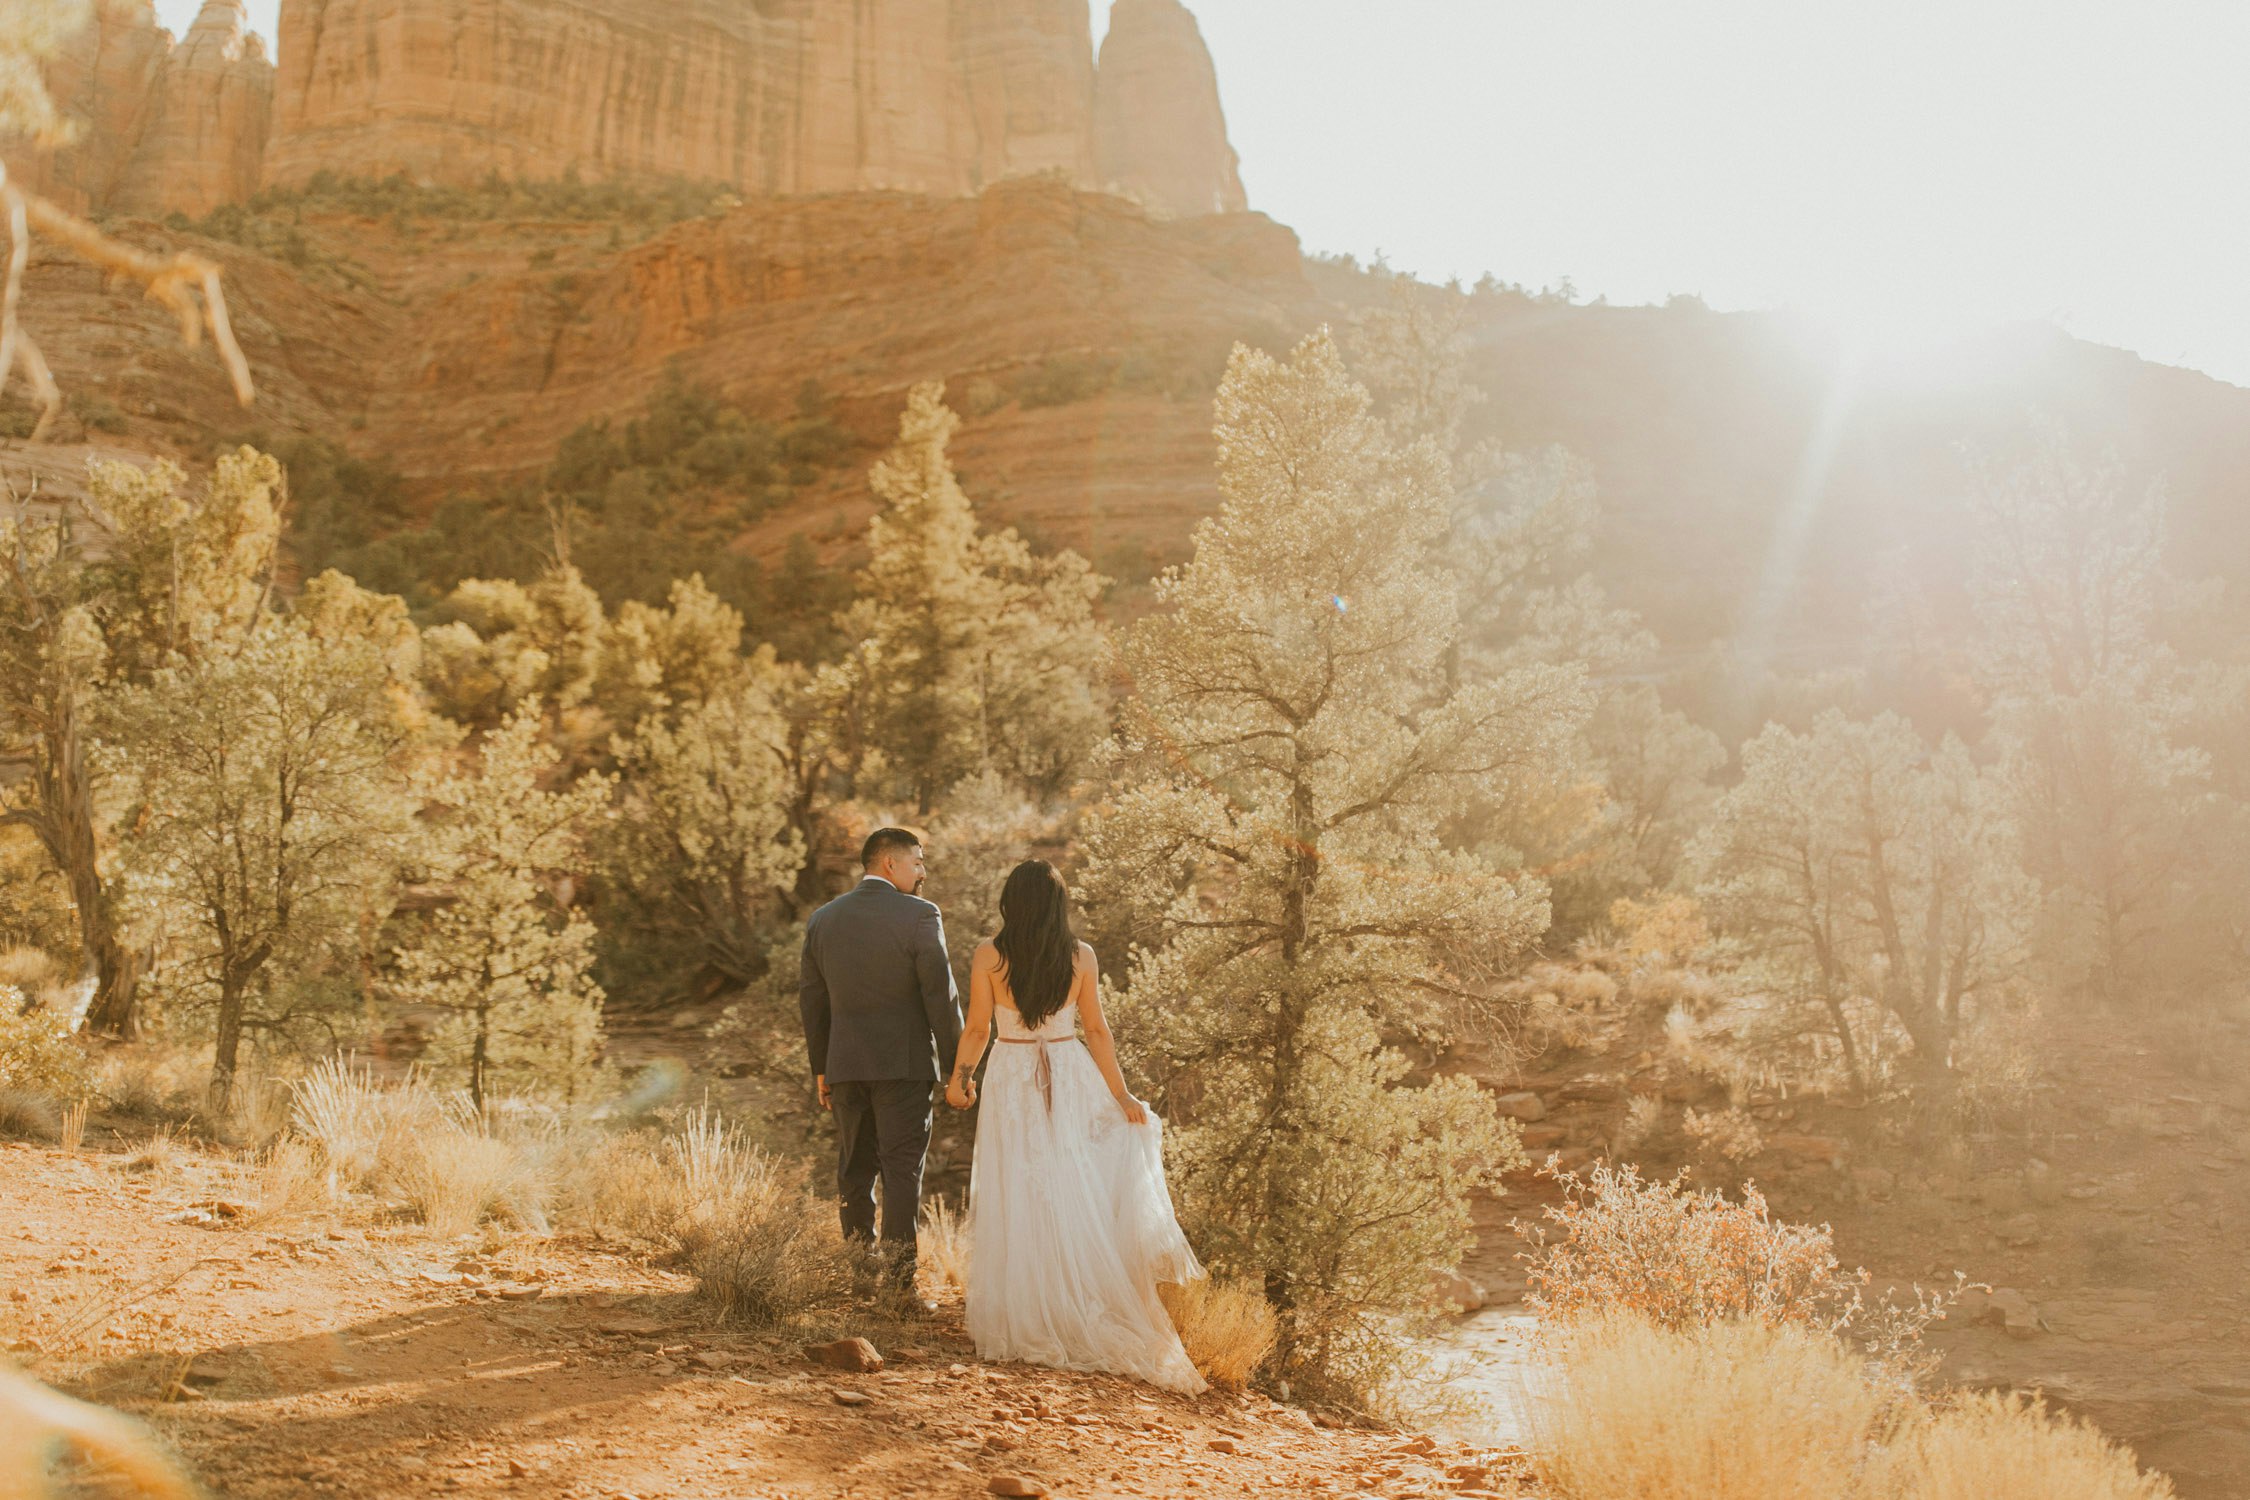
[
  {"xmin": 850, "ymin": 383, "xmax": 1107, "ymax": 812},
  {"xmin": 393, "ymin": 710, "xmax": 611, "ymax": 1109},
  {"xmin": 1082, "ymin": 331, "xmax": 1585, "ymax": 1401},
  {"xmin": 101, "ymin": 620, "xmax": 419, "ymax": 1108}
]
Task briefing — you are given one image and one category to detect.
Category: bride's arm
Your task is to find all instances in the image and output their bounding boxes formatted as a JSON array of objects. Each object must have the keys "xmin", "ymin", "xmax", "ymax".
[
  {"xmin": 1076, "ymin": 946, "xmax": 1149, "ymax": 1125},
  {"xmin": 947, "ymin": 942, "xmax": 997, "ymax": 1108}
]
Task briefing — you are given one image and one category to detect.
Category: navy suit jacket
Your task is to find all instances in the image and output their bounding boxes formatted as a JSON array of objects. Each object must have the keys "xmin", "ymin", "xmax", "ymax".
[{"xmin": 799, "ymin": 878, "xmax": 962, "ymax": 1083}]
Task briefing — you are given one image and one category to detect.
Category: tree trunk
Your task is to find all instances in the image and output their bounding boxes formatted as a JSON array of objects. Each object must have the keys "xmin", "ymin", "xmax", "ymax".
[
  {"xmin": 209, "ymin": 973, "xmax": 247, "ymax": 1115},
  {"xmin": 471, "ymin": 1000, "xmax": 491, "ymax": 1114}
]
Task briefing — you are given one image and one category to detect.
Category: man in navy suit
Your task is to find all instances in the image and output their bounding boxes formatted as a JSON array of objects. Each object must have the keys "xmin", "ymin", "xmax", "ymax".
[{"xmin": 799, "ymin": 827, "xmax": 961, "ymax": 1304}]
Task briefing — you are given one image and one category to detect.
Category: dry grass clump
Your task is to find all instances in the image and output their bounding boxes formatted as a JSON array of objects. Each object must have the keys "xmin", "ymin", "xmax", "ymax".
[
  {"xmin": 383, "ymin": 1103, "xmax": 551, "ymax": 1236},
  {"xmin": 57, "ymin": 1097, "xmax": 88, "ymax": 1153},
  {"xmin": 658, "ymin": 1110, "xmax": 852, "ymax": 1325},
  {"xmin": 1880, "ymin": 1391, "xmax": 2176, "ymax": 1500},
  {"xmin": 1160, "ymin": 1277, "xmax": 1279, "ymax": 1392},
  {"xmin": 918, "ymin": 1197, "xmax": 970, "ymax": 1292},
  {"xmin": 1531, "ymin": 1315, "xmax": 1889, "ymax": 1500},
  {"xmin": 290, "ymin": 1059, "xmax": 552, "ymax": 1232},
  {"xmin": 254, "ymin": 1136, "xmax": 330, "ymax": 1221},
  {"xmin": 0, "ymin": 1086, "xmax": 59, "ymax": 1141}
]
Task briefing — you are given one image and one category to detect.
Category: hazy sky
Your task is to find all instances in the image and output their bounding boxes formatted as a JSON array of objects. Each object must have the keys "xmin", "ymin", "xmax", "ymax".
[{"xmin": 159, "ymin": 0, "xmax": 2250, "ymax": 386}]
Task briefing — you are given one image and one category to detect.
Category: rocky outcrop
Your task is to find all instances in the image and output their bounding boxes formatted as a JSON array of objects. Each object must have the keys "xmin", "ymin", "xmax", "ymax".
[
  {"xmin": 113, "ymin": 0, "xmax": 272, "ymax": 217},
  {"xmin": 10, "ymin": 0, "xmax": 170, "ymax": 213},
  {"xmin": 14, "ymin": 0, "xmax": 271, "ymax": 218},
  {"xmin": 264, "ymin": 0, "xmax": 1107, "ymax": 199},
  {"xmin": 1095, "ymin": 0, "xmax": 1246, "ymax": 217},
  {"xmin": 26, "ymin": 0, "xmax": 1247, "ymax": 220}
]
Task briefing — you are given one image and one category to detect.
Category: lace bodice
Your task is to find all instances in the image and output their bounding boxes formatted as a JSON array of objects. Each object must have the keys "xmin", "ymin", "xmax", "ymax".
[{"xmin": 995, "ymin": 999, "xmax": 1078, "ymax": 1042}]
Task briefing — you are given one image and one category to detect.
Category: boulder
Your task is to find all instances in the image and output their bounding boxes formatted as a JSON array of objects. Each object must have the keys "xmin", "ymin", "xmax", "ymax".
[
  {"xmin": 1493, "ymin": 1091, "xmax": 1547, "ymax": 1123},
  {"xmin": 804, "ymin": 1337, "xmax": 884, "ymax": 1373},
  {"xmin": 1428, "ymin": 1266, "xmax": 1487, "ymax": 1313}
]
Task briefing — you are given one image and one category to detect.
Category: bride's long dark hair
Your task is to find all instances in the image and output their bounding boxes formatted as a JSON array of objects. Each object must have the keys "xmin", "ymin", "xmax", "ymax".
[{"xmin": 993, "ymin": 860, "xmax": 1077, "ymax": 1031}]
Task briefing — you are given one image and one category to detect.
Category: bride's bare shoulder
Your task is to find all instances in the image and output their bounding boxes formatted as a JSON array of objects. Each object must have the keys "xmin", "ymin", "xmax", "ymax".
[
  {"xmin": 1075, "ymin": 940, "xmax": 1099, "ymax": 970},
  {"xmin": 972, "ymin": 938, "xmax": 1000, "ymax": 968}
]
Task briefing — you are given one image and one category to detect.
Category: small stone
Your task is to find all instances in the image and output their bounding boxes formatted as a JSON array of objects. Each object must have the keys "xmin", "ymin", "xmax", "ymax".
[
  {"xmin": 833, "ymin": 1389, "xmax": 873, "ymax": 1406},
  {"xmin": 987, "ymin": 1479, "xmax": 1049, "ymax": 1498},
  {"xmin": 693, "ymin": 1350, "xmax": 740, "ymax": 1369},
  {"xmin": 804, "ymin": 1337, "xmax": 884, "ymax": 1373},
  {"xmin": 1209, "ymin": 1437, "xmax": 1238, "ymax": 1454},
  {"xmin": 507, "ymin": 1459, "xmax": 530, "ymax": 1478},
  {"xmin": 497, "ymin": 1285, "xmax": 546, "ymax": 1301},
  {"xmin": 1492, "ymin": 1091, "xmax": 1546, "ymax": 1123}
]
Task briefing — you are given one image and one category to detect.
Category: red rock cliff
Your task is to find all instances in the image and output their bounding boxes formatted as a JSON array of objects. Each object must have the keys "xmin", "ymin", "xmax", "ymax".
[
  {"xmin": 15, "ymin": 0, "xmax": 271, "ymax": 218},
  {"xmin": 263, "ymin": 0, "xmax": 1107, "ymax": 198}
]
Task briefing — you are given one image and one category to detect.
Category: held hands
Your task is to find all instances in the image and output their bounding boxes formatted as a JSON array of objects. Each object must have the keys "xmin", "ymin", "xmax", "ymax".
[{"xmin": 946, "ymin": 1070, "xmax": 977, "ymax": 1110}]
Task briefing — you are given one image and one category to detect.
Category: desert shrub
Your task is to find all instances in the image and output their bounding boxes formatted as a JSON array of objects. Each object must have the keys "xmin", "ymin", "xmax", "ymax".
[
  {"xmin": 1530, "ymin": 1315, "xmax": 1889, "ymax": 1500},
  {"xmin": 1880, "ymin": 1390, "xmax": 2176, "ymax": 1500},
  {"xmin": 659, "ymin": 1111, "xmax": 851, "ymax": 1324},
  {"xmin": 1680, "ymin": 1106, "xmax": 1764, "ymax": 1178},
  {"xmin": 1611, "ymin": 1094, "xmax": 1664, "ymax": 1153},
  {"xmin": 0, "ymin": 948, "xmax": 66, "ymax": 1006},
  {"xmin": 0, "ymin": 1087, "xmax": 59, "ymax": 1141},
  {"xmin": 95, "ymin": 1048, "xmax": 195, "ymax": 1123},
  {"xmin": 1525, "ymin": 1163, "xmax": 1862, "ymax": 1335},
  {"xmin": 1509, "ymin": 963, "xmax": 1627, "ymax": 1056},
  {"xmin": 1160, "ymin": 1278, "xmax": 1279, "ymax": 1392},
  {"xmin": 0, "ymin": 989, "xmax": 91, "ymax": 1099},
  {"xmin": 1631, "ymin": 965, "xmax": 1720, "ymax": 1016},
  {"xmin": 566, "ymin": 1109, "xmax": 850, "ymax": 1324},
  {"xmin": 1608, "ymin": 893, "xmax": 1711, "ymax": 970}
]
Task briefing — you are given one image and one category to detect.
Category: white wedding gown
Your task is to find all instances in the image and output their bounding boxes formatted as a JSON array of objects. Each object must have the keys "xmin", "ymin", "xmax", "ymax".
[{"xmin": 964, "ymin": 998, "xmax": 1207, "ymax": 1393}]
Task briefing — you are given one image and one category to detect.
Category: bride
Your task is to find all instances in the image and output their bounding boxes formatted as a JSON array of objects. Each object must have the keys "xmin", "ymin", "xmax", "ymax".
[{"xmin": 944, "ymin": 859, "xmax": 1206, "ymax": 1394}]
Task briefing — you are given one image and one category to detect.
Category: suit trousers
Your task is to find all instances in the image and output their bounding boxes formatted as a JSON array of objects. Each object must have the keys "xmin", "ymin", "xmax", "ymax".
[{"xmin": 830, "ymin": 1079, "xmax": 933, "ymax": 1278}]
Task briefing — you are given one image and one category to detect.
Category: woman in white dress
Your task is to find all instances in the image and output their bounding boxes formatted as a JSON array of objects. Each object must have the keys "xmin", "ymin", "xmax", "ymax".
[{"xmin": 944, "ymin": 860, "xmax": 1206, "ymax": 1394}]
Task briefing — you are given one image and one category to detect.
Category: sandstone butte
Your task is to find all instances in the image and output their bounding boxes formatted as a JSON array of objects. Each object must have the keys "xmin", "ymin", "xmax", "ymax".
[{"xmin": 14, "ymin": 0, "xmax": 1248, "ymax": 222}]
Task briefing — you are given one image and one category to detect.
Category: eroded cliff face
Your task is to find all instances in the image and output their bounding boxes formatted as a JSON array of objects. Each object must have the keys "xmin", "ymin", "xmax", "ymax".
[
  {"xmin": 25, "ymin": 0, "xmax": 1244, "ymax": 220},
  {"xmin": 1095, "ymin": 0, "xmax": 1245, "ymax": 217},
  {"xmin": 264, "ymin": 0, "xmax": 1107, "ymax": 199},
  {"xmin": 13, "ymin": 0, "xmax": 271, "ymax": 218}
]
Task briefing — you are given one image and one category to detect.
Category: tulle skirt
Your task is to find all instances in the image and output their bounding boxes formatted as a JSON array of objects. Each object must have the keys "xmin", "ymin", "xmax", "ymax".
[{"xmin": 964, "ymin": 1036, "xmax": 1207, "ymax": 1393}]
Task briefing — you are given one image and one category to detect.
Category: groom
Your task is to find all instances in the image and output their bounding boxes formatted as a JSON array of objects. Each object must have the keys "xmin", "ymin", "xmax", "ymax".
[{"xmin": 799, "ymin": 827, "xmax": 962, "ymax": 1307}]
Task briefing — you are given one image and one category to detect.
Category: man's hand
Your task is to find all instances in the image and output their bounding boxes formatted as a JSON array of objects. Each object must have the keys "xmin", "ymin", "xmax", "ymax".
[
  {"xmin": 816, "ymin": 1074, "xmax": 831, "ymax": 1111},
  {"xmin": 946, "ymin": 1072, "xmax": 976, "ymax": 1110}
]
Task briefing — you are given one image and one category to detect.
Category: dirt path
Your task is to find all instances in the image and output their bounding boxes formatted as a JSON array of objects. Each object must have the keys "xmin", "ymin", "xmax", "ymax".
[{"xmin": 2, "ymin": 1141, "xmax": 1534, "ymax": 1500}]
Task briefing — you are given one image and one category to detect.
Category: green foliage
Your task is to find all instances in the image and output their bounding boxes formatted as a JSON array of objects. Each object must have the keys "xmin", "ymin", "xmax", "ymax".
[
  {"xmin": 100, "ymin": 618, "xmax": 422, "ymax": 1107},
  {"xmin": 315, "ymin": 377, "xmax": 856, "ymax": 648},
  {"xmin": 0, "ymin": 988, "xmax": 92, "ymax": 1099},
  {"xmin": 847, "ymin": 382, "xmax": 1109, "ymax": 811},
  {"xmin": 1082, "ymin": 330, "xmax": 1575, "ymax": 1404},
  {"xmin": 600, "ymin": 656, "xmax": 805, "ymax": 994},
  {"xmin": 420, "ymin": 567, "xmax": 607, "ymax": 728},
  {"xmin": 391, "ymin": 710, "xmax": 612, "ymax": 1108}
]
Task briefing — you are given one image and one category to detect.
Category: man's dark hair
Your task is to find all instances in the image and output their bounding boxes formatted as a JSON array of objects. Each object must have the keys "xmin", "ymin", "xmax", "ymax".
[{"xmin": 860, "ymin": 827, "xmax": 924, "ymax": 869}]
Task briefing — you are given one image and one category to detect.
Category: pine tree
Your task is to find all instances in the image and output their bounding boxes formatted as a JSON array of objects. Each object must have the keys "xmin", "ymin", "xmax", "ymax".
[
  {"xmin": 392, "ymin": 709, "xmax": 612, "ymax": 1109},
  {"xmin": 849, "ymin": 383, "xmax": 1107, "ymax": 812},
  {"xmin": 1082, "ymin": 331, "xmax": 1586, "ymax": 1400}
]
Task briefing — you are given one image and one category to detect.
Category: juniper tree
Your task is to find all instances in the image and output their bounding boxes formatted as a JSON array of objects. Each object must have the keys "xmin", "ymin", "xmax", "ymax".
[
  {"xmin": 1082, "ymin": 330, "xmax": 1586, "ymax": 1400},
  {"xmin": 101, "ymin": 619, "xmax": 418, "ymax": 1108}
]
